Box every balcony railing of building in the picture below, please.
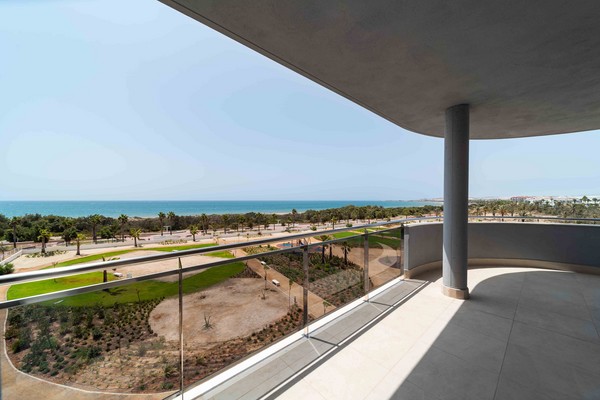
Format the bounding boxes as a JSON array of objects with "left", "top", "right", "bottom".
[{"left": 0, "top": 215, "right": 598, "bottom": 399}]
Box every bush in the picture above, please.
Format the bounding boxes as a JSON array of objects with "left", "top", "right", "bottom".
[
  {"left": 0, "top": 262, "right": 14, "bottom": 275},
  {"left": 346, "top": 223, "right": 353, "bottom": 228},
  {"left": 310, "top": 226, "right": 317, "bottom": 231}
]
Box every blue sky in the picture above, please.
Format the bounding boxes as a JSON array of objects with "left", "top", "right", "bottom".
[{"left": 1, "top": 0, "right": 599, "bottom": 201}]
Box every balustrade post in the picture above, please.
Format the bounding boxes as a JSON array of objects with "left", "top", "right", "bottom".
[
  {"left": 178, "top": 258, "right": 184, "bottom": 398},
  {"left": 363, "top": 230, "right": 370, "bottom": 299},
  {"left": 302, "top": 246, "right": 309, "bottom": 337}
]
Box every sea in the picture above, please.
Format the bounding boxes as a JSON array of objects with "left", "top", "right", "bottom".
[{"left": 0, "top": 200, "right": 439, "bottom": 218}]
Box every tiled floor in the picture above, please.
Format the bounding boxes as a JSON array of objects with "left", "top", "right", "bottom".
[{"left": 276, "top": 267, "right": 600, "bottom": 400}]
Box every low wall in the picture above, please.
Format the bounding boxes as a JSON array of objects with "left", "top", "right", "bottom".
[
  {"left": 0, "top": 250, "right": 22, "bottom": 265},
  {"left": 404, "top": 222, "right": 600, "bottom": 276}
]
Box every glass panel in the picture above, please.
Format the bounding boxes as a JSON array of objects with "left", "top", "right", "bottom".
[
  {"left": 367, "top": 227, "right": 404, "bottom": 289},
  {"left": 182, "top": 255, "right": 305, "bottom": 388},
  {"left": 2, "top": 267, "right": 181, "bottom": 398},
  {"left": 308, "top": 234, "right": 365, "bottom": 317}
]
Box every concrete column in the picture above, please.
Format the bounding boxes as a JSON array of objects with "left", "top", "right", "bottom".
[{"left": 442, "top": 104, "right": 470, "bottom": 299}]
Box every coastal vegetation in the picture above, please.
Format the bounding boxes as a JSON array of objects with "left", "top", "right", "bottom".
[{"left": 0, "top": 204, "right": 442, "bottom": 246}]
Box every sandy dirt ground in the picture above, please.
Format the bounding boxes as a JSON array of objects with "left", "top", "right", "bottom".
[{"left": 150, "top": 278, "right": 288, "bottom": 346}]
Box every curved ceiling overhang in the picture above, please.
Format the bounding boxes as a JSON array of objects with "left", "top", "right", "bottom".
[{"left": 160, "top": 0, "right": 600, "bottom": 139}]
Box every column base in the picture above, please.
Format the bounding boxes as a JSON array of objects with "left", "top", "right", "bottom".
[{"left": 442, "top": 285, "right": 470, "bottom": 299}]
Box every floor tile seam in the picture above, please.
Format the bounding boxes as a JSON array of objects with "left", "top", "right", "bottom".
[
  {"left": 350, "top": 334, "right": 413, "bottom": 373},
  {"left": 515, "top": 300, "right": 597, "bottom": 324},
  {"left": 577, "top": 279, "right": 600, "bottom": 339},
  {"left": 442, "top": 318, "right": 511, "bottom": 346},
  {"left": 511, "top": 317, "right": 600, "bottom": 353},
  {"left": 505, "top": 341, "right": 600, "bottom": 379},
  {"left": 516, "top": 302, "right": 594, "bottom": 323},
  {"left": 512, "top": 314, "right": 600, "bottom": 345},
  {"left": 519, "top": 290, "right": 590, "bottom": 310},
  {"left": 494, "top": 373, "right": 578, "bottom": 400},
  {"left": 426, "top": 342, "right": 503, "bottom": 376},
  {"left": 491, "top": 268, "right": 524, "bottom": 400},
  {"left": 465, "top": 302, "right": 517, "bottom": 321},
  {"left": 400, "top": 377, "right": 446, "bottom": 400}
]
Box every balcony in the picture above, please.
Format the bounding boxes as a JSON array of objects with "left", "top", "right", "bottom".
[{"left": 1, "top": 217, "right": 598, "bottom": 399}]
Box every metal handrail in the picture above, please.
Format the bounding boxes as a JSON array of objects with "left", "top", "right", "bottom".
[
  {"left": 0, "top": 214, "right": 597, "bottom": 292},
  {"left": 0, "top": 217, "right": 419, "bottom": 285}
]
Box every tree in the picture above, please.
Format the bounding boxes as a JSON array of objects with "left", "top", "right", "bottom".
[
  {"left": 99, "top": 225, "right": 116, "bottom": 240},
  {"left": 0, "top": 245, "right": 7, "bottom": 260},
  {"left": 61, "top": 227, "right": 77, "bottom": 245},
  {"left": 222, "top": 214, "right": 230, "bottom": 234},
  {"left": 158, "top": 212, "right": 166, "bottom": 236},
  {"left": 89, "top": 214, "right": 102, "bottom": 244},
  {"left": 200, "top": 214, "right": 208, "bottom": 234},
  {"left": 317, "top": 235, "right": 332, "bottom": 263},
  {"left": 130, "top": 228, "right": 141, "bottom": 247},
  {"left": 9, "top": 217, "right": 19, "bottom": 249},
  {"left": 167, "top": 211, "right": 176, "bottom": 234},
  {"left": 342, "top": 241, "right": 351, "bottom": 265},
  {"left": 331, "top": 217, "right": 338, "bottom": 229},
  {"left": 38, "top": 229, "right": 51, "bottom": 255},
  {"left": 75, "top": 233, "right": 86, "bottom": 256},
  {"left": 291, "top": 209, "right": 298, "bottom": 228},
  {"left": 189, "top": 225, "right": 199, "bottom": 242},
  {"left": 118, "top": 214, "right": 129, "bottom": 242}
]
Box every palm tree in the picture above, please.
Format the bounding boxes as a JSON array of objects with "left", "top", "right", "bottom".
[
  {"left": 331, "top": 217, "right": 338, "bottom": 229},
  {"left": 270, "top": 214, "right": 278, "bottom": 230},
  {"left": 200, "top": 213, "right": 209, "bottom": 234},
  {"left": 342, "top": 241, "right": 351, "bottom": 266},
  {"left": 316, "top": 235, "right": 332, "bottom": 263},
  {"left": 130, "top": 228, "right": 141, "bottom": 247},
  {"left": 0, "top": 245, "right": 8, "bottom": 260},
  {"left": 291, "top": 209, "right": 298, "bottom": 228},
  {"left": 38, "top": 228, "right": 51, "bottom": 255},
  {"left": 75, "top": 233, "right": 86, "bottom": 256},
  {"left": 222, "top": 214, "right": 230, "bottom": 234},
  {"left": 158, "top": 212, "right": 166, "bottom": 236},
  {"left": 9, "top": 217, "right": 19, "bottom": 249},
  {"left": 167, "top": 211, "right": 176, "bottom": 235},
  {"left": 189, "top": 225, "right": 199, "bottom": 242},
  {"left": 89, "top": 214, "right": 102, "bottom": 244},
  {"left": 118, "top": 214, "right": 128, "bottom": 242}
]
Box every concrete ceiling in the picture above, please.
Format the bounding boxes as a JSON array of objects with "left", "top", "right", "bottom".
[{"left": 159, "top": 0, "right": 600, "bottom": 139}]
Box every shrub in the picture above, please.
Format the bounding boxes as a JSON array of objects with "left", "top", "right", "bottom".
[
  {"left": 91, "top": 327, "right": 103, "bottom": 341},
  {"left": 0, "top": 262, "right": 14, "bottom": 275}
]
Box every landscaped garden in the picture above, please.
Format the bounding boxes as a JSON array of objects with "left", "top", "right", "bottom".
[
  {"left": 258, "top": 251, "right": 365, "bottom": 307},
  {"left": 4, "top": 262, "right": 308, "bottom": 393}
]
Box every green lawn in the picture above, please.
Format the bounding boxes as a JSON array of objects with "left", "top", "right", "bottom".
[
  {"left": 7, "top": 262, "right": 245, "bottom": 307},
  {"left": 331, "top": 232, "right": 362, "bottom": 239},
  {"left": 51, "top": 243, "right": 219, "bottom": 268}
]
